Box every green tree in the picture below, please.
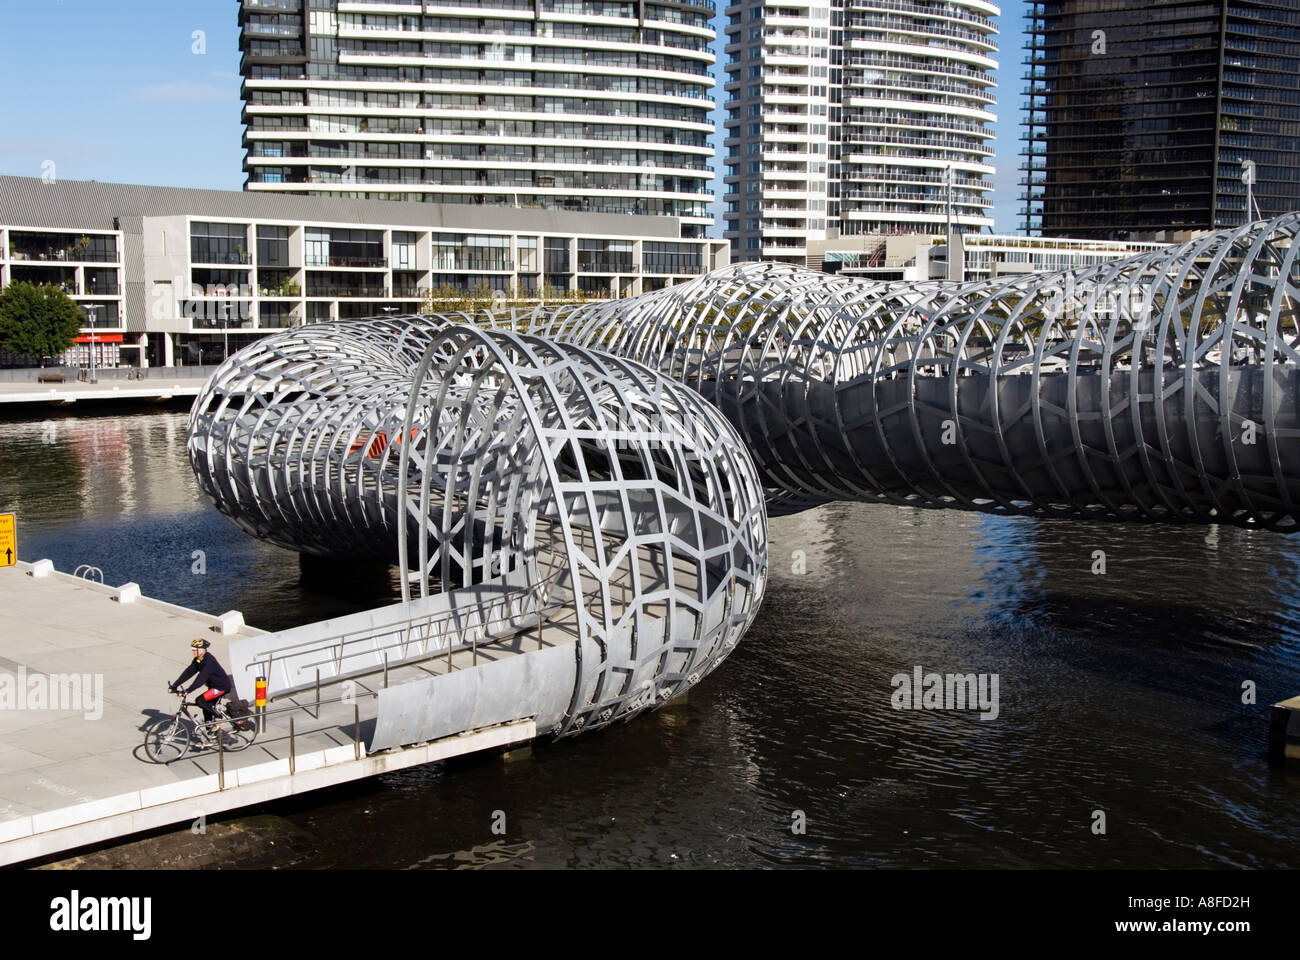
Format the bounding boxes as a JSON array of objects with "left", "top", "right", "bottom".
[{"left": 0, "top": 282, "right": 84, "bottom": 364}]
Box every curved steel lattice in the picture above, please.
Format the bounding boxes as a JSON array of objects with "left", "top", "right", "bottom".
[
  {"left": 491, "top": 215, "right": 1300, "bottom": 530},
  {"left": 189, "top": 319, "right": 767, "bottom": 737},
  {"left": 188, "top": 215, "right": 1300, "bottom": 738}
]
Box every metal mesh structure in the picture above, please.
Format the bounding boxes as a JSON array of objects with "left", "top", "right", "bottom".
[
  {"left": 495, "top": 215, "right": 1300, "bottom": 530},
  {"left": 187, "top": 214, "right": 1300, "bottom": 738},
  {"left": 189, "top": 319, "right": 767, "bottom": 737}
]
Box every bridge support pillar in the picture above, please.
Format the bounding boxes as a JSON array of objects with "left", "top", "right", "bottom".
[{"left": 501, "top": 744, "right": 533, "bottom": 764}]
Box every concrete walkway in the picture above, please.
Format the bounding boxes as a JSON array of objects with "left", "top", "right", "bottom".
[
  {"left": 0, "top": 561, "right": 542, "bottom": 865},
  {"left": 0, "top": 378, "right": 205, "bottom": 406}
]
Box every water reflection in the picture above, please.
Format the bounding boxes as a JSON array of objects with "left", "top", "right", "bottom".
[
  {"left": 0, "top": 407, "right": 404, "bottom": 631},
  {"left": 3, "top": 409, "right": 1298, "bottom": 868},
  {"left": 0, "top": 408, "right": 198, "bottom": 522}
]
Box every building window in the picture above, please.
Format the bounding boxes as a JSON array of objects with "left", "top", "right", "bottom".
[
  {"left": 544, "top": 237, "right": 570, "bottom": 273},
  {"left": 305, "top": 228, "right": 384, "bottom": 267},
  {"left": 517, "top": 236, "right": 539, "bottom": 273},
  {"left": 577, "top": 238, "right": 632, "bottom": 273},
  {"left": 643, "top": 242, "right": 702, "bottom": 275},
  {"left": 578, "top": 275, "right": 609, "bottom": 297},
  {"left": 84, "top": 268, "right": 119, "bottom": 295},
  {"left": 392, "top": 231, "right": 417, "bottom": 270},
  {"left": 191, "top": 222, "right": 250, "bottom": 265},
  {"left": 257, "top": 225, "right": 290, "bottom": 267}
]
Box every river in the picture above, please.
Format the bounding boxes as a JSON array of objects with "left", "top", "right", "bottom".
[{"left": 2, "top": 406, "right": 1297, "bottom": 868}]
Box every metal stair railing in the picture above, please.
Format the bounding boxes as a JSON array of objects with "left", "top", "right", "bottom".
[{"left": 250, "top": 568, "right": 567, "bottom": 697}]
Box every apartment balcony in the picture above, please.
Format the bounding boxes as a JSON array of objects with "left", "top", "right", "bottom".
[
  {"left": 192, "top": 249, "right": 252, "bottom": 266},
  {"left": 187, "top": 305, "right": 256, "bottom": 330},
  {"left": 8, "top": 233, "right": 118, "bottom": 263},
  {"left": 9, "top": 266, "right": 77, "bottom": 291},
  {"left": 244, "top": 22, "right": 302, "bottom": 38},
  {"left": 305, "top": 283, "right": 390, "bottom": 298},
  {"left": 843, "top": 54, "right": 992, "bottom": 84},
  {"left": 429, "top": 256, "right": 513, "bottom": 272},
  {"left": 845, "top": 0, "right": 997, "bottom": 32},
  {"left": 764, "top": 167, "right": 811, "bottom": 179},
  {"left": 84, "top": 274, "right": 119, "bottom": 296},
  {"left": 765, "top": 47, "right": 812, "bottom": 61},
  {"left": 576, "top": 258, "right": 635, "bottom": 274},
  {"left": 763, "top": 14, "right": 814, "bottom": 28},
  {"left": 762, "top": 243, "right": 807, "bottom": 256},
  {"left": 304, "top": 256, "right": 388, "bottom": 269},
  {"left": 844, "top": 15, "right": 995, "bottom": 49},
  {"left": 257, "top": 304, "right": 299, "bottom": 328}
]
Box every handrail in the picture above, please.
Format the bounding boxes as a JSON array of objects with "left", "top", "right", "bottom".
[
  {"left": 73, "top": 564, "right": 104, "bottom": 583},
  {"left": 247, "top": 567, "right": 566, "bottom": 692},
  {"left": 256, "top": 566, "right": 560, "bottom": 661},
  {"left": 290, "top": 587, "right": 554, "bottom": 679}
]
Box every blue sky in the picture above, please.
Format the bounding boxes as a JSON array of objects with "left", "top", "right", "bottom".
[{"left": 0, "top": 0, "right": 1030, "bottom": 234}]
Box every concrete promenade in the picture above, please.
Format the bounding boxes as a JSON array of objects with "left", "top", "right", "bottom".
[
  {"left": 0, "top": 561, "right": 539, "bottom": 866},
  {"left": 0, "top": 376, "right": 207, "bottom": 406}
]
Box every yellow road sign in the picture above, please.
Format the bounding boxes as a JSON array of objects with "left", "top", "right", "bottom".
[{"left": 0, "top": 513, "right": 14, "bottom": 567}]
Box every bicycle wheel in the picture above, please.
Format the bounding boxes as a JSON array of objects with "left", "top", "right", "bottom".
[{"left": 144, "top": 716, "right": 191, "bottom": 763}]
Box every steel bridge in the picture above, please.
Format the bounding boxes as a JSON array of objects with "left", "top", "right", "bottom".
[{"left": 188, "top": 215, "right": 1300, "bottom": 745}]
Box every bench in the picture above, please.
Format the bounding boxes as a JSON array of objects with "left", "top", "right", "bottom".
[{"left": 36, "top": 372, "right": 67, "bottom": 384}]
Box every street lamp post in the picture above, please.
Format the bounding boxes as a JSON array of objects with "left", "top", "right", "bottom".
[
  {"left": 1242, "top": 159, "right": 1257, "bottom": 225},
  {"left": 83, "top": 304, "right": 99, "bottom": 384},
  {"left": 944, "top": 163, "right": 956, "bottom": 280}
]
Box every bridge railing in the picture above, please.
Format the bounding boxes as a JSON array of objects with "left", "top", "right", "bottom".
[{"left": 234, "top": 568, "right": 568, "bottom": 699}]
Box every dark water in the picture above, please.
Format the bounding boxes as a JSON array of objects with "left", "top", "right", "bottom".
[{"left": 2, "top": 407, "right": 1298, "bottom": 868}]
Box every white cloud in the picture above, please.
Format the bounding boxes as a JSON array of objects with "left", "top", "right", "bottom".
[{"left": 133, "top": 81, "right": 234, "bottom": 104}]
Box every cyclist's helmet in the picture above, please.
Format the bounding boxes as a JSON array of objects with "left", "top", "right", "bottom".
[{"left": 191, "top": 638, "right": 210, "bottom": 651}]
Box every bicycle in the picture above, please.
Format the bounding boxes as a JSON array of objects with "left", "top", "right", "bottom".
[{"left": 143, "top": 691, "right": 256, "bottom": 763}]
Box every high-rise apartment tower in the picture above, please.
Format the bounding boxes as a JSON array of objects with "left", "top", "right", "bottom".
[
  {"left": 237, "top": 0, "right": 716, "bottom": 237},
  {"left": 722, "top": 0, "right": 999, "bottom": 265},
  {"left": 1022, "top": 0, "right": 1300, "bottom": 240}
]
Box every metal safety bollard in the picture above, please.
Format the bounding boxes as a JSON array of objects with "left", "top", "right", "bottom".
[{"left": 255, "top": 676, "right": 267, "bottom": 734}]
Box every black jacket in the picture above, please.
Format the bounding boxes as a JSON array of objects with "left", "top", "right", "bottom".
[{"left": 172, "top": 653, "right": 234, "bottom": 695}]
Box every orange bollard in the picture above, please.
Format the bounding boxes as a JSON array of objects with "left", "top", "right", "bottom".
[{"left": 255, "top": 676, "right": 267, "bottom": 733}]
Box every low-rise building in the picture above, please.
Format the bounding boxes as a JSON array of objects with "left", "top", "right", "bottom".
[
  {"left": 0, "top": 176, "right": 726, "bottom": 368},
  {"left": 817, "top": 232, "right": 1166, "bottom": 283}
]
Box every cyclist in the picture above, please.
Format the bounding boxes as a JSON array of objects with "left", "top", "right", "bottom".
[{"left": 168, "top": 638, "right": 235, "bottom": 742}]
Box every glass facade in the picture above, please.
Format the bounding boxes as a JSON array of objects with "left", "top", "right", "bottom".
[
  {"left": 1023, "top": 0, "right": 1300, "bottom": 239},
  {"left": 191, "top": 221, "right": 251, "bottom": 264},
  {"left": 722, "top": 0, "right": 998, "bottom": 264},
  {"left": 237, "top": 0, "right": 716, "bottom": 232}
]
